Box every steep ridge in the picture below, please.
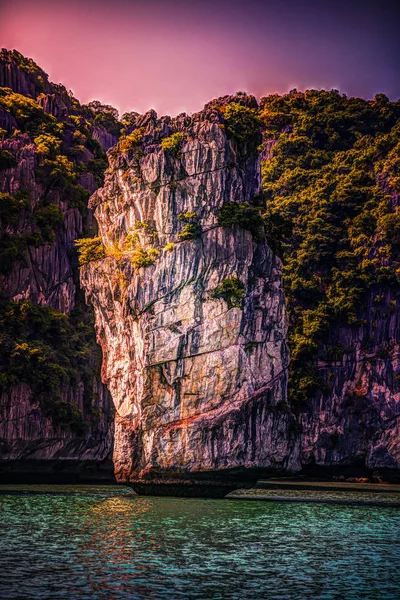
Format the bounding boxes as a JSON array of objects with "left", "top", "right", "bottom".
[
  {"left": 80, "top": 96, "right": 295, "bottom": 490},
  {"left": 0, "top": 50, "right": 117, "bottom": 478},
  {"left": 260, "top": 91, "right": 400, "bottom": 479}
]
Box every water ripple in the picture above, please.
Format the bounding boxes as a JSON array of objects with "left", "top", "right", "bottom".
[{"left": 0, "top": 486, "right": 399, "bottom": 599}]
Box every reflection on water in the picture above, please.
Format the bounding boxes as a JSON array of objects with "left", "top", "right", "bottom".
[{"left": 0, "top": 485, "right": 399, "bottom": 599}]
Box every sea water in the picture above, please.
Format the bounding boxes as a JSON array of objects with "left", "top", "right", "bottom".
[{"left": 0, "top": 485, "right": 399, "bottom": 599}]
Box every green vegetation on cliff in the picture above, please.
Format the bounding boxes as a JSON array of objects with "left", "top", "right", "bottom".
[
  {"left": 161, "top": 132, "right": 185, "bottom": 156},
  {"left": 0, "top": 296, "right": 104, "bottom": 434},
  {"left": 260, "top": 89, "right": 400, "bottom": 404},
  {"left": 177, "top": 211, "right": 202, "bottom": 241},
  {"left": 75, "top": 237, "right": 106, "bottom": 265},
  {"left": 217, "top": 201, "right": 263, "bottom": 240},
  {"left": 0, "top": 49, "right": 119, "bottom": 434},
  {"left": 2, "top": 48, "right": 400, "bottom": 431},
  {"left": 212, "top": 277, "right": 245, "bottom": 309}
]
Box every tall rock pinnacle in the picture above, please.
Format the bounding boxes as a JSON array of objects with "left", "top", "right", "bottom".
[{"left": 80, "top": 96, "right": 298, "bottom": 488}]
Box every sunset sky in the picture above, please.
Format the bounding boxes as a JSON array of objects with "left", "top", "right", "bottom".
[{"left": 0, "top": 0, "right": 399, "bottom": 117}]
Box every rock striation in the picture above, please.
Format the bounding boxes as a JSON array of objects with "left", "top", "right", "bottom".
[{"left": 81, "top": 97, "right": 297, "bottom": 487}]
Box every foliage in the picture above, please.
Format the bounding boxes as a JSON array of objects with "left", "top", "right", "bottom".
[
  {"left": 177, "top": 211, "right": 201, "bottom": 241},
  {"left": 0, "top": 88, "right": 60, "bottom": 139},
  {"left": 212, "top": 277, "right": 245, "bottom": 309},
  {"left": 164, "top": 242, "right": 175, "bottom": 252},
  {"left": 0, "top": 297, "right": 103, "bottom": 434},
  {"left": 86, "top": 157, "right": 109, "bottom": 186},
  {"left": 119, "top": 128, "right": 144, "bottom": 153},
  {"left": 212, "top": 102, "right": 261, "bottom": 149},
  {"left": 0, "top": 149, "right": 17, "bottom": 171},
  {"left": 131, "top": 247, "right": 159, "bottom": 269},
  {"left": 0, "top": 191, "right": 28, "bottom": 225},
  {"left": 259, "top": 89, "right": 400, "bottom": 403},
  {"left": 0, "top": 195, "right": 63, "bottom": 272},
  {"left": 134, "top": 219, "right": 153, "bottom": 231},
  {"left": 75, "top": 237, "right": 106, "bottom": 265},
  {"left": 178, "top": 224, "right": 201, "bottom": 241},
  {"left": 0, "top": 233, "right": 30, "bottom": 274},
  {"left": 377, "top": 208, "right": 400, "bottom": 246},
  {"left": 217, "top": 201, "right": 263, "bottom": 240},
  {"left": 0, "top": 51, "right": 122, "bottom": 433},
  {"left": 86, "top": 100, "right": 119, "bottom": 121},
  {"left": 34, "top": 133, "right": 61, "bottom": 157},
  {"left": 1, "top": 49, "right": 45, "bottom": 76},
  {"left": 84, "top": 100, "right": 121, "bottom": 137},
  {"left": 223, "top": 102, "right": 260, "bottom": 143},
  {"left": 121, "top": 111, "right": 140, "bottom": 128},
  {"left": 161, "top": 132, "right": 185, "bottom": 156},
  {"left": 33, "top": 204, "right": 64, "bottom": 243},
  {"left": 64, "top": 183, "right": 90, "bottom": 214}
]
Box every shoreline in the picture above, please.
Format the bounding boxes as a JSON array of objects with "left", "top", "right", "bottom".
[
  {"left": 225, "top": 479, "right": 400, "bottom": 507},
  {"left": 1, "top": 479, "right": 400, "bottom": 507}
]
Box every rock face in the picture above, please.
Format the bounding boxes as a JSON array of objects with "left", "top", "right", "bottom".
[
  {"left": 0, "top": 50, "right": 115, "bottom": 475},
  {"left": 297, "top": 205, "right": 400, "bottom": 478},
  {"left": 0, "top": 382, "right": 112, "bottom": 462},
  {"left": 81, "top": 98, "right": 296, "bottom": 486},
  {"left": 297, "top": 309, "right": 400, "bottom": 476}
]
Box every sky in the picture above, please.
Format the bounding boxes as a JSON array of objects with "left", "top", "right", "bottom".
[{"left": 0, "top": 0, "right": 399, "bottom": 117}]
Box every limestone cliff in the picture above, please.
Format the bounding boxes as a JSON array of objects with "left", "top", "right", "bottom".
[
  {"left": 296, "top": 196, "right": 400, "bottom": 477},
  {"left": 260, "top": 91, "right": 400, "bottom": 480},
  {"left": 81, "top": 97, "right": 296, "bottom": 486},
  {"left": 2, "top": 50, "right": 399, "bottom": 486},
  {"left": 0, "top": 50, "right": 116, "bottom": 475}
]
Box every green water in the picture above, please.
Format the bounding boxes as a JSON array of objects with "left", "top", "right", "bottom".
[{"left": 0, "top": 486, "right": 399, "bottom": 600}]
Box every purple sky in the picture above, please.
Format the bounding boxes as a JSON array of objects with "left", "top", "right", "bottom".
[{"left": 0, "top": 0, "right": 399, "bottom": 116}]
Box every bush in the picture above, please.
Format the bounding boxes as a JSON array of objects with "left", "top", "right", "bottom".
[
  {"left": 42, "top": 400, "right": 85, "bottom": 435},
  {"left": 134, "top": 219, "right": 153, "bottom": 232},
  {"left": 212, "top": 277, "right": 245, "bottom": 309},
  {"left": 0, "top": 88, "right": 58, "bottom": 138},
  {"left": 0, "top": 192, "right": 28, "bottom": 225},
  {"left": 263, "top": 209, "right": 293, "bottom": 256},
  {"left": 131, "top": 247, "right": 159, "bottom": 269},
  {"left": 288, "top": 365, "right": 330, "bottom": 404},
  {"left": 215, "top": 102, "right": 261, "bottom": 148},
  {"left": 377, "top": 209, "right": 400, "bottom": 247},
  {"left": 34, "top": 133, "right": 61, "bottom": 157},
  {"left": 0, "top": 233, "right": 29, "bottom": 274},
  {"left": 34, "top": 204, "right": 64, "bottom": 243},
  {"left": 177, "top": 211, "right": 201, "bottom": 241},
  {"left": 0, "top": 297, "right": 103, "bottom": 435},
  {"left": 161, "top": 132, "right": 185, "bottom": 156},
  {"left": 119, "top": 128, "right": 144, "bottom": 153},
  {"left": 217, "top": 202, "right": 263, "bottom": 240},
  {"left": 64, "top": 183, "right": 90, "bottom": 214},
  {"left": 86, "top": 157, "right": 109, "bottom": 186},
  {"left": 0, "top": 150, "right": 17, "bottom": 171},
  {"left": 75, "top": 237, "right": 106, "bottom": 265},
  {"left": 84, "top": 100, "right": 121, "bottom": 137},
  {"left": 124, "top": 232, "right": 139, "bottom": 251}
]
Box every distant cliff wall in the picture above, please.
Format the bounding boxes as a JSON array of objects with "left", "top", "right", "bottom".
[
  {"left": 0, "top": 50, "right": 116, "bottom": 476},
  {"left": 260, "top": 91, "right": 400, "bottom": 480}
]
